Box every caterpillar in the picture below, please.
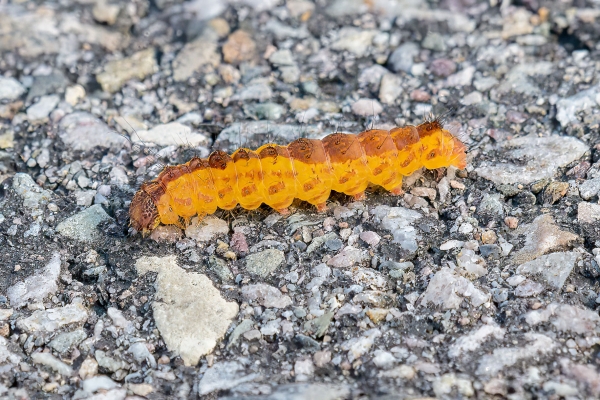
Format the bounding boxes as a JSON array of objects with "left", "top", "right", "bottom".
[{"left": 129, "top": 117, "right": 467, "bottom": 234}]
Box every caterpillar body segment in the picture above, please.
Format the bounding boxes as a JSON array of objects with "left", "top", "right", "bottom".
[{"left": 129, "top": 119, "right": 467, "bottom": 234}]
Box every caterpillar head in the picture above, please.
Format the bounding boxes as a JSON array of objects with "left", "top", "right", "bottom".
[
  {"left": 417, "top": 120, "right": 467, "bottom": 170},
  {"left": 129, "top": 187, "right": 160, "bottom": 235}
]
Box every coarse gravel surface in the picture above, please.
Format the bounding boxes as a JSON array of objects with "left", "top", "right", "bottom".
[{"left": 1, "top": 0, "right": 600, "bottom": 399}]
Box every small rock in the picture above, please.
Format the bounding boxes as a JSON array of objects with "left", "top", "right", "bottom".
[
  {"left": 511, "top": 214, "right": 579, "bottom": 264},
  {"left": 327, "top": 246, "right": 367, "bottom": 268},
  {"left": 241, "top": 284, "right": 292, "bottom": 309},
  {"left": 351, "top": 98, "right": 383, "bottom": 117},
  {"left": 516, "top": 252, "right": 579, "bottom": 290},
  {"left": 578, "top": 202, "right": 600, "bottom": 224},
  {"left": 476, "top": 333, "right": 555, "bottom": 376},
  {"left": 331, "top": 28, "right": 376, "bottom": 57},
  {"left": 388, "top": 42, "right": 419, "bottom": 73},
  {"left": 445, "top": 66, "right": 475, "bottom": 87},
  {"left": 504, "top": 217, "right": 518, "bottom": 229},
  {"left": 579, "top": 177, "right": 600, "bottom": 200},
  {"left": 96, "top": 48, "right": 158, "bottom": 93},
  {"left": 83, "top": 375, "right": 118, "bottom": 393},
  {"left": 514, "top": 279, "right": 545, "bottom": 297},
  {"left": 16, "top": 301, "right": 89, "bottom": 333},
  {"left": 64, "top": 85, "right": 86, "bottom": 106},
  {"left": 542, "top": 181, "right": 569, "bottom": 204},
  {"left": 429, "top": 58, "right": 457, "bottom": 77},
  {"left": 371, "top": 206, "right": 422, "bottom": 253},
  {"left": 173, "top": 34, "right": 220, "bottom": 82},
  {"left": 556, "top": 85, "right": 600, "bottom": 127},
  {"left": 313, "top": 350, "right": 331, "bottom": 368},
  {"left": 359, "top": 231, "right": 381, "bottom": 246},
  {"left": 0, "top": 76, "right": 26, "bottom": 100},
  {"left": 26, "top": 94, "right": 59, "bottom": 123},
  {"left": 476, "top": 135, "right": 589, "bottom": 185},
  {"left": 132, "top": 122, "right": 209, "bottom": 147},
  {"left": 198, "top": 361, "right": 258, "bottom": 395},
  {"left": 56, "top": 204, "right": 113, "bottom": 243},
  {"left": 59, "top": 112, "right": 125, "bottom": 151},
  {"left": 7, "top": 252, "right": 61, "bottom": 308},
  {"left": 136, "top": 256, "right": 239, "bottom": 366},
  {"left": 223, "top": 30, "right": 256, "bottom": 64},
  {"left": 95, "top": 350, "right": 128, "bottom": 372},
  {"left": 48, "top": 329, "right": 87, "bottom": 354},
  {"left": 245, "top": 249, "right": 285, "bottom": 278},
  {"left": 379, "top": 73, "right": 403, "bottom": 105},
  {"left": 433, "top": 373, "right": 474, "bottom": 397},
  {"left": 92, "top": 1, "right": 120, "bottom": 25},
  {"left": 185, "top": 216, "right": 229, "bottom": 242},
  {"left": 31, "top": 352, "right": 73, "bottom": 376},
  {"left": 295, "top": 359, "right": 315, "bottom": 379},
  {"left": 420, "top": 268, "right": 489, "bottom": 309},
  {"left": 456, "top": 249, "right": 487, "bottom": 278},
  {"left": 79, "top": 358, "right": 99, "bottom": 379}
]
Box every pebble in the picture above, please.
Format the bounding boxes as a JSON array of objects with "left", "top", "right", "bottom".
[
  {"left": 420, "top": 268, "right": 489, "bottom": 309},
  {"left": 7, "top": 253, "right": 60, "bottom": 308},
  {"left": 133, "top": 122, "right": 209, "bottom": 147},
  {"left": 92, "top": 1, "right": 120, "bottom": 25},
  {"left": 136, "top": 256, "right": 239, "bottom": 366},
  {"left": 556, "top": 85, "right": 600, "bottom": 127},
  {"left": 331, "top": 28, "right": 376, "bottom": 57},
  {"left": 59, "top": 112, "right": 125, "bottom": 151},
  {"left": 379, "top": 73, "right": 403, "bottom": 105},
  {"left": 314, "top": 350, "right": 331, "bottom": 368},
  {"left": 326, "top": 246, "right": 366, "bottom": 268},
  {"left": 511, "top": 214, "right": 579, "bottom": 264},
  {"left": 56, "top": 204, "right": 113, "bottom": 243},
  {"left": 429, "top": 58, "right": 457, "bottom": 77},
  {"left": 476, "top": 135, "right": 589, "bottom": 185},
  {"left": 172, "top": 33, "right": 220, "bottom": 82},
  {"left": 94, "top": 350, "right": 128, "bottom": 372},
  {"left": 351, "top": 98, "right": 383, "bottom": 117},
  {"left": 445, "top": 66, "right": 475, "bottom": 87},
  {"left": 516, "top": 252, "right": 579, "bottom": 290},
  {"left": 226, "top": 319, "right": 253, "bottom": 349},
  {"left": 359, "top": 231, "right": 381, "bottom": 246},
  {"left": 26, "top": 94, "right": 59, "bottom": 122},
  {"left": 185, "top": 216, "right": 229, "bottom": 242},
  {"left": 578, "top": 202, "right": 600, "bottom": 224},
  {"left": 223, "top": 30, "right": 256, "bottom": 64},
  {"left": 388, "top": 42, "right": 419, "bottom": 73},
  {"left": 371, "top": 206, "right": 422, "bottom": 253},
  {"left": 525, "top": 303, "right": 600, "bottom": 334},
  {"left": 0, "top": 76, "right": 26, "bottom": 100},
  {"left": 96, "top": 48, "right": 158, "bottom": 93},
  {"left": 476, "top": 333, "right": 555, "bottom": 376},
  {"left": 514, "top": 279, "right": 545, "bottom": 297},
  {"left": 245, "top": 249, "right": 285, "bottom": 278},
  {"left": 542, "top": 181, "right": 569, "bottom": 204},
  {"left": 79, "top": 358, "right": 98, "bottom": 380},
  {"left": 48, "top": 329, "right": 87, "bottom": 354},
  {"left": 198, "top": 361, "right": 259, "bottom": 395},
  {"left": 82, "top": 376, "right": 117, "bottom": 396},
  {"left": 31, "top": 352, "right": 73, "bottom": 376},
  {"left": 579, "top": 177, "right": 600, "bottom": 200},
  {"left": 241, "top": 284, "right": 292, "bottom": 309},
  {"left": 456, "top": 249, "right": 487, "bottom": 278},
  {"left": 16, "top": 300, "right": 89, "bottom": 333},
  {"left": 504, "top": 216, "right": 519, "bottom": 229},
  {"left": 447, "top": 323, "right": 505, "bottom": 358}
]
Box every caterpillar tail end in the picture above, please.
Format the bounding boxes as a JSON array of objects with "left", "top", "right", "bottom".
[{"left": 129, "top": 189, "right": 160, "bottom": 236}]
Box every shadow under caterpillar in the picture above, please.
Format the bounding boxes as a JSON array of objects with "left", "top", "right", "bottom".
[{"left": 129, "top": 117, "right": 467, "bottom": 234}]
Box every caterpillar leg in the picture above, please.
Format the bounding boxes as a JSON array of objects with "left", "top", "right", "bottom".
[
  {"left": 276, "top": 207, "right": 291, "bottom": 215},
  {"left": 390, "top": 186, "right": 404, "bottom": 196},
  {"left": 316, "top": 202, "right": 328, "bottom": 213},
  {"left": 352, "top": 192, "right": 366, "bottom": 201}
]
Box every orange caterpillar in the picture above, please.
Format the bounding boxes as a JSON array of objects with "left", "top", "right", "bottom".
[{"left": 129, "top": 118, "right": 467, "bottom": 234}]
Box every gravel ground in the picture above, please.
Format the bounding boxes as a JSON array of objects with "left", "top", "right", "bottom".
[{"left": 1, "top": 0, "right": 600, "bottom": 398}]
